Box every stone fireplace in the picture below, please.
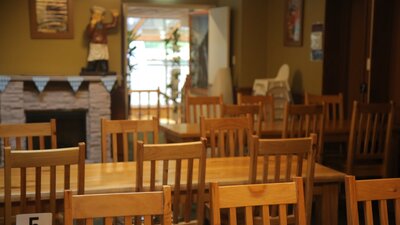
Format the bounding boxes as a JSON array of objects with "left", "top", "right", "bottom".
[{"left": 0, "top": 75, "right": 114, "bottom": 162}]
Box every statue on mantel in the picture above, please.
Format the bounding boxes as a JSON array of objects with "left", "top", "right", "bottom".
[{"left": 81, "top": 6, "right": 119, "bottom": 75}]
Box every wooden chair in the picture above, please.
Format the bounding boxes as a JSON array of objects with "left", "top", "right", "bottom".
[
  {"left": 304, "top": 93, "right": 346, "bottom": 166},
  {"left": 0, "top": 119, "right": 57, "bottom": 165},
  {"left": 136, "top": 138, "right": 207, "bottom": 225},
  {"left": 345, "top": 175, "right": 400, "bottom": 225},
  {"left": 237, "top": 93, "right": 275, "bottom": 123},
  {"left": 345, "top": 101, "right": 394, "bottom": 178},
  {"left": 249, "top": 134, "right": 317, "bottom": 225},
  {"left": 4, "top": 143, "right": 85, "bottom": 225},
  {"left": 221, "top": 103, "right": 262, "bottom": 135},
  {"left": 185, "top": 95, "right": 223, "bottom": 123},
  {"left": 200, "top": 115, "right": 254, "bottom": 157},
  {"left": 101, "top": 117, "right": 159, "bottom": 162},
  {"left": 282, "top": 103, "right": 325, "bottom": 162},
  {"left": 304, "top": 92, "right": 344, "bottom": 123},
  {"left": 64, "top": 186, "right": 172, "bottom": 225},
  {"left": 210, "top": 177, "right": 307, "bottom": 225}
]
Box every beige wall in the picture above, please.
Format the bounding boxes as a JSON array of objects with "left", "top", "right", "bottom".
[
  {"left": 266, "top": 0, "right": 325, "bottom": 95},
  {"left": 0, "top": 0, "right": 121, "bottom": 75},
  {"left": 0, "top": 0, "right": 325, "bottom": 95}
]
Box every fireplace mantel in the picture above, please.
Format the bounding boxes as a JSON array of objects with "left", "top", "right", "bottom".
[{"left": 0, "top": 75, "right": 115, "bottom": 162}]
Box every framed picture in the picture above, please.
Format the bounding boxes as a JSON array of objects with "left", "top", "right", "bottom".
[
  {"left": 284, "top": 0, "right": 303, "bottom": 46},
  {"left": 29, "top": 0, "right": 73, "bottom": 39}
]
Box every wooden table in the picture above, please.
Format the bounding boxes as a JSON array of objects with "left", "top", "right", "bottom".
[
  {"left": 0, "top": 157, "right": 345, "bottom": 225},
  {"left": 161, "top": 120, "right": 350, "bottom": 143}
]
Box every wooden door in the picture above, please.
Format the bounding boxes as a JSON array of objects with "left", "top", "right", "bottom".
[{"left": 323, "top": 0, "right": 394, "bottom": 117}]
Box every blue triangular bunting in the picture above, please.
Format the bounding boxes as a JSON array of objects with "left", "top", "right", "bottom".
[
  {"left": 67, "top": 76, "right": 84, "bottom": 92},
  {"left": 32, "top": 76, "right": 50, "bottom": 93},
  {"left": 0, "top": 75, "right": 11, "bottom": 92},
  {"left": 101, "top": 76, "right": 116, "bottom": 92}
]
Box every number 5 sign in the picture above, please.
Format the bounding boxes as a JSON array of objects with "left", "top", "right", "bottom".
[{"left": 16, "top": 213, "right": 52, "bottom": 225}]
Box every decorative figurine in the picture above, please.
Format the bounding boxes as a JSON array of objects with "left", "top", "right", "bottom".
[{"left": 81, "top": 6, "right": 119, "bottom": 74}]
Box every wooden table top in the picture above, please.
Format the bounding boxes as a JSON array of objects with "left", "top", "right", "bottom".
[
  {"left": 0, "top": 156, "right": 346, "bottom": 202},
  {"left": 160, "top": 120, "right": 350, "bottom": 139}
]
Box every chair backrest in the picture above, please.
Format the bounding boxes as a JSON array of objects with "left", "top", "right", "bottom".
[
  {"left": 0, "top": 119, "right": 57, "bottom": 165},
  {"left": 64, "top": 186, "right": 172, "bottom": 225},
  {"left": 346, "top": 101, "right": 394, "bottom": 177},
  {"left": 136, "top": 138, "right": 207, "bottom": 225},
  {"left": 237, "top": 93, "right": 275, "bottom": 123},
  {"left": 222, "top": 103, "right": 262, "bottom": 135},
  {"left": 185, "top": 95, "right": 223, "bottom": 123},
  {"left": 210, "top": 177, "right": 306, "bottom": 225},
  {"left": 200, "top": 115, "right": 254, "bottom": 157},
  {"left": 345, "top": 175, "right": 400, "bottom": 225},
  {"left": 101, "top": 117, "right": 159, "bottom": 163},
  {"left": 304, "top": 92, "right": 344, "bottom": 123},
  {"left": 4, "top": 143, "right": 85, "bottom": 225},
  {"left": 129, "top": 88, "right": 161, "bottom": 120},
  {"left": 282, "top": 103, "right": 325, "bottom": 162},
  {"left": 249, "top": 134, "right": 317, "bottom": 225},
  {"left": 275, "top": 64, "right": 290, "bottom": 81}
]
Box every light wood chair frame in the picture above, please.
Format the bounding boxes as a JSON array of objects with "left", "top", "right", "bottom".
[
  {"left": 346, "top": 101, "right": 394, "bottom": 177},
  {"left": 345, "top": 175, "right": 400, "bottom": 225},
  {"left": 136, "top": 138, "right": 207, "bottom": 225},
  {"left": 185, "top": 95, "right": 223, "bottom": 123},
  {"left": 64, "top": 186, "right": 172, "bottom": 225},
  {"left": 101, "top": 117, "right": 159, "bottom": 163},
  {"left": 210, "top": 177, "right": 307, "bottom": 225},
  {"left": 0, "top": 119, "right": 57, "bottom": 164},
  {"left": 249, "top": 134, "right": 317, "bottom": 225},
  {"left": 200, "top": 115, "right": 254, "bottom": 157},
  {"left": 237, "top": 93, "right": 276, "bottom": 123},
  {"left": 304, "top": 92, "right": 344, "bottom": 123},
  {"left": 4, "top": 143, "right": 86, "bottom": 225},
  {"left": 222, "top": 103, "right": 262, "bottom": 136},
  {"left": 282, "top": 103, "right": 325, "bottom": 162}
]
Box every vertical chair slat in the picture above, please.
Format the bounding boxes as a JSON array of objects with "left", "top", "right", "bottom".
[
  {"left": 86, "top": 218, "right": 94, "bottom": 225},
  {"left": 228, "top": 130, "right": 235, "bottom": 156},
  {"left": 364, "top": 201, "right": 374, "bottom": 225},
  {"left": 395, "top": 199, "right": 400, "bottom": 225},
  {"left": 173, "top": 159, "right": 182, "bottom": 223},
  {"left": 245, "top": 206, "right": 253, "bottom": 225},
  {"left": 286, "top": 154, "right": 293, "bottom": 180},
  {"left": 35, "top": 167, "right": 42, "bottom": 212},
  {"left": 279, "top": 204, "right": 288, "bottom": 225},
  {"left": 50, "top": 165, "right": 56, "bottom": 224},
  {"left": 378, "top": 200, "right": 389, "bottom": 225},
  {"left": 21, "top": 168, "right": 27, "bottom": 212},
  {"left": 262, "top": 205, "right": 271, "bottom": 225},
  {"left": 229, "top": 208, "right": 237, "bottom": 225},
  {"left": 263, "top": 155, "right": 269, "bottom": 183},
  {"left": 184, "top": 158, "right": 194, "bottom": 222},
  {"left": 112, "top": 133, "right": 118, "bottom": 162},
  {"left": 123, "top": 132, "right": 128, "bottom": 161},
  {"left": 150, "top": 160, "right": 156, "bottom": 191},
  {"left": 105, "top": 217, "right": 113, "bottom": 225}
]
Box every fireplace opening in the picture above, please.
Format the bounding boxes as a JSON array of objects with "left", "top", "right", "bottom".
[{"left": 25, "top": 110, "right": 87, "bottom": 150}]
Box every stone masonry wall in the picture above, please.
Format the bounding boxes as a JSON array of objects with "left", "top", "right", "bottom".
[{"left": 0, "top": 80, "right": 111, "bottom": 163}]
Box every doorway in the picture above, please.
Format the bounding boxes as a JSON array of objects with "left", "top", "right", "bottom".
[{"left": 323, "top": 0, "right": 394, "bottom": 116}]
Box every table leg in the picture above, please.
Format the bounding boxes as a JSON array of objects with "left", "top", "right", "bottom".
[{"left": 319, "top": 183, "right": 339, "bottom": 225}]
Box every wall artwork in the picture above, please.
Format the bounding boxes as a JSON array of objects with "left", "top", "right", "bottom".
[
  {"left": 29, "top": 0, "right": 73, "bottom": 39},
  {"left": 284, "top": 0, "right": 303, "bottom": 46}
]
